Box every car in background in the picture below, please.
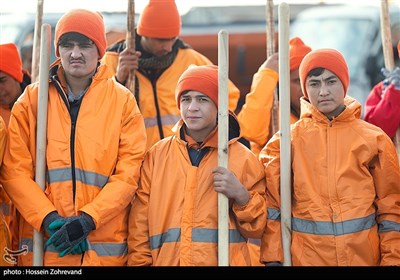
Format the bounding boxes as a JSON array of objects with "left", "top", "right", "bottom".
[{"left": 290, "top": 3, "right": 400, "bottom": 115}]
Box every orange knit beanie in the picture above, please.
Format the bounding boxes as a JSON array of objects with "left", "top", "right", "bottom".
[
  {"left": 289, "top": 37, "right": 312, "bottom": 71},
  {"left": 54, "top": 9, "right": 107, "bottom": 58},
  {"left": 0, "top": 43, "right": 23, "bottom": 83},
  {"left": 137, "top": 0, "right": 181, "bottom": 38},
  {"left": 299, "top": 48, "right": 349, "bottom": 98},
  {"left": 176, "top": 65, "right": 219, "bottom": 109}
]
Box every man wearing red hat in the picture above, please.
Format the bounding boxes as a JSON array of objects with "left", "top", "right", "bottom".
[
  {"left": 259, "top": 48, "right": 400, "bottom": 266},
  {"left": 102, "top": 0, "right": 240, "bottom": 150},
  {"left": 127, "top": 65, "right": 266, "bottom": 266},
  {"left": 0, "top": 9, "right": 147, "bottom": 266},
  {"left": 238, "top": 37, "right": 312, "bottom": 157},
  {"left": 365, "top": 41, "right": 400, "bottom": 141},
  {"left": 0, "top": 43, "right": 31, "bottom": 265}
]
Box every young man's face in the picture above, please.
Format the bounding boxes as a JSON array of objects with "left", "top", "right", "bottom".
[
  {"left": 180, "top": 91, "right": 217, "bottom": 142},
  {"left": 0, "top": 71, "right": 21, "bottom": 107},
  {"left": 141, "top": 37, "right": 178, "bottom": 57},
  {"left": 289, "top": 68, "right": 303, "bottom": 117},
  {"left": 305, "top": 69, "right": 346, "bottom": 119},
  {"left": 58, "top": 36, "right": 99, "bottom": 79}
]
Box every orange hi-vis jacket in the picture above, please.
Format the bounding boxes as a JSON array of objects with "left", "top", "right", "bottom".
[
  {"left": 0, "top": 105, "right": 11, "bottom": 127},
  {"left": 128, "top": 114, "right": 267, "bottom": 266},
  {"left": 1, "top": 106, "right": 20, "bottom": 255},
  {"left": 0, "top": 62, "right": 147, "bottom": 266},
  {"left": 238, "top": 68, "right": 298, "bottom": 266},
  {"left": 238, "top": 68, "right": 298, "bottom": 156},
  {"left": 0, "top": 71, "right": 32, "bottom": 254},
  {"left": 0, "top": 116, "right": 10, "bottom": 266},
  {"left": 260, "top": 96, "right": 400, "bottom": 266},
  {"left": 103, "top": 41, "right": 240, "bottom": 150}
]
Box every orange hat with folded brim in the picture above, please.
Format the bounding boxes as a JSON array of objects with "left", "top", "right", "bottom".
[
  {"left": 299, "top": 48, "right": 349, "bottom": 98},
  {"left": 137, "top": 0, "right": 181, "bottom": 38},
  {"left": 0, "top": 43, "right": 23, "bottom": 83},
  {"left": 289, "top": 37, "right": 312, "bottom": 71},
  {"left": 176, "top": 65, "right": 219, "bottom": 109},
  {"left": 54, "top": 9, "right": 107, "bottom": 58}
]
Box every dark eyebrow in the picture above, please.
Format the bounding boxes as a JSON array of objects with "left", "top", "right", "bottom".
[
  {"left": 323, "top": 75, "right": 337, "bottom": 81},
  {"left": 181, "top": 92, "right": 209, "bottom": 98},
  {"left": 308, "top": 74, "right": 337, "bottom": 83}
]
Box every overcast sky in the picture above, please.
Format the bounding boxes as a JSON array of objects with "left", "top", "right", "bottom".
[{"left": 1, "top": 0, "right": 381, "bottom": 14}]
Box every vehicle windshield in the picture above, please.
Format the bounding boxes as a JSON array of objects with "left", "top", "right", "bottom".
[
  {"left": 0, "top": 16, "right": 24, "bottom": 44},
  {"left": 0, "top": 27, "right": 20, "bottom": 44}
]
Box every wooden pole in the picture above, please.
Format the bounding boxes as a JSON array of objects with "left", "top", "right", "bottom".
[
  {"left": 218, "top": 29, "right": 229, "bottom": 267},
  {"left": 31, "top": 0, "right": 44, "bottom": 82},
  {"left": 380, "top": 0, "right": 400, "bottom": 161},
  {"left": 266, "top": 0, "right": 275, "bottom": 58},
  {"left": 278, "top": 2, "right": 292, "bottom": 267},
  {"left": 125, "top": 0, "right": 136, "bottom": 93},
  {"left": 33, "top": 23, "right": 51, "bottom": 266},
  {"left": 266, "top": 0, "right": 279, "bottom": 137}
]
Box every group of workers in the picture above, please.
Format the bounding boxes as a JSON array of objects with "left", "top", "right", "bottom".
[{"left": 0, "top": 0, "right": 399, "bottom": 267}]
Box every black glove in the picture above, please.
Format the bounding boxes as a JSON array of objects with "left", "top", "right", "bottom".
[
  {"left": 46, "top": 212, "right": 95, "bottom": 257},
  {"left": 42, "top": 211, "right": 66, "bottom": 236}
]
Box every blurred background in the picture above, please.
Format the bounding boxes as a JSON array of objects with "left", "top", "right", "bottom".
[{"left": 1, "top": 0, "right": 399, "bottom": 113}]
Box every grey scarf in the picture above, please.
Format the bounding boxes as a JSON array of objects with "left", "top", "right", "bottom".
[{"left": 139, "top": 50, "right": 177, "bottom": 71}]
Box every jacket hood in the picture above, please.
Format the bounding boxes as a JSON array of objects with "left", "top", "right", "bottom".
[{"left": 299, "top": 96, "right": 361, "bottom": 124}]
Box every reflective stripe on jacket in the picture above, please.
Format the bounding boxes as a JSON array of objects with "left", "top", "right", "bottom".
[
  {"left": 0, "top": 62, "right": 147, "bottom": 266},
  {"left": 260, "top": 96, "right": 400, "bottom": 266},
  {"left": 103, "top": 47, "right": 240, "bottom": 150},
  {"left": 128, "top": 113, "right": 267, "bottom": 266}
]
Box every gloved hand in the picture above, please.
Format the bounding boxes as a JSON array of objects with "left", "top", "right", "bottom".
[
  {"left": 381, "top": 67, "right": 400, "bottom": 90},
  {"left": 70, "top": 239, "right": 88, "bottom": 255},
  {"left": 46, "top": 212, "right": 95, "bottom": 257},
  {"left": 42, "top": 211, "right": 66, "bottom": 236}
]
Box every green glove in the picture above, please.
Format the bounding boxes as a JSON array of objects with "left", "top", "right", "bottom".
[
  {"left": 46, "top": 213, "right": 95, "bottom": 257},
  {"left": 70, "top": 239, "right": 88, "bottom": 255},
  {"left": 42, "top": 211, "right": 66, "bottom": 236}
]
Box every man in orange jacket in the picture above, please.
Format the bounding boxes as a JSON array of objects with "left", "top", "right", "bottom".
[
  {"left": 0, "top": 43, "right": 31, "bottom": 264},
  {"left": 260, "top": 48, "right": 400, "bottom": 266},
  {"left": 238, "top": 37, "right": 312, "bottom": 156},
  {"left": 0, "top": 9, "right": 147, "bottom": 266},
  {"left": 102, "top": 0, "right": 240, "bottom": 150},
  {"left": 237, "top": 37, "right": 311, "bottom": 265},
  {"left": 128, "top": 65, "right": 266, "bottom": 266}
]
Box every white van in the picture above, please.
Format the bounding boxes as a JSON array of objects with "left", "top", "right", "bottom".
[{"left": 290, "top": 3, "right": 400, "bottom": 116}]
